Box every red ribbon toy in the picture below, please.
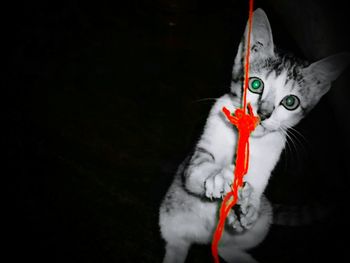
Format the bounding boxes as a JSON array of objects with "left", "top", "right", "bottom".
[{"left": 211, "top": 1, "right": 260, "bottom": 262}]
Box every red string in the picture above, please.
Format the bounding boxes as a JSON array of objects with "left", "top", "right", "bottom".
[
  {"left": 242, "top": 0, "right": 254, "bottom": 114},
  {"left": 211, "top": 1, "right": 259, "bottom": 262}
]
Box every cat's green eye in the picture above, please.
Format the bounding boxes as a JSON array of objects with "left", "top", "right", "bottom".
[
  {"left": 281, "top": 95, "right": 300, "bottom": 110},
  {"left": 248, "top": 77, "right": 264, "bottom": 94}
]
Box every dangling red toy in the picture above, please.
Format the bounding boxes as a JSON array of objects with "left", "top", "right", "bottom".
[{"left": 211, "top": 0, "right": 260, "bottom": 262}]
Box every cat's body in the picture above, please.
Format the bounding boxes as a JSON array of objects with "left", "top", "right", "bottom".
[
  {"left": 159, "top": 9, "right": 349, "bottom": 263},
  {"left": 160, "top": 94, "right": 283, "bottom": 263}
]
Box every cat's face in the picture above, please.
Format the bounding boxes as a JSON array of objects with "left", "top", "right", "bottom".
[
  {"left": 244, "top": 65, "right": 306, "bottom": 137},
  {"left": 231, "top": 9, "right": 350, "bottom": 138}
]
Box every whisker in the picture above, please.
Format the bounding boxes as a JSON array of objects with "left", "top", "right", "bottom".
[
  {"left": 288, "top": 126, "right": 309, "bottom": 145},
  {"left": 289, "top": 130, "right": 307, "bottom": 154},
  {"left": 278, "top": 128, "right": 292, "bottom": 171},
  {"left": 282, "top": 124, "right": 309, "bottom": 145},
  {"left": 281, "top": 124, "right": 309, "bottom": 156},
  {"left": 283, "top": 125, "right": 309, "bottom": 171},
  {"left": 289, "top": 130, "right": 310, "bottom": 158},
  {"left": 279, "top": 127, "right": 298, "bottom": 168},
  {"left": 283, "top": 126, "right": 304, "bottom": 169}
]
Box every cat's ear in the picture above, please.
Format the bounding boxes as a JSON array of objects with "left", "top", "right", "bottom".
[
  {"left": 232, "top": 8, "right": 274, "bottom": 79},
  {"left": 249, "top": 8, "right": 274, "bottom": 57},
  {"left": 301, "top": 53, "right": 350, "bottom": 109},
  {"left": 303, "top": 53, "right": 350, "bottom": 83}
]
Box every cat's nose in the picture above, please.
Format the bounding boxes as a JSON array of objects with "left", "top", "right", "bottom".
[{"left": 257, "top": 109, "right": 271, "bottom": 121}]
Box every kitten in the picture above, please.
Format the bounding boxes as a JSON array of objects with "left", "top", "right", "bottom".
[{"left": 159, "top": 8, "right": 349, "bottom": 263}]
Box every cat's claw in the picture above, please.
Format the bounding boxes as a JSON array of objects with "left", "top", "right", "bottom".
[
  {"left": 240, "top": 205, "right": 259, "bottom": 229},
  {"left": 227, "top": 212, "right": 244, "bottom": 232},
  {"left": 204, "top": 169, "right": 232, "bottom": 199}
]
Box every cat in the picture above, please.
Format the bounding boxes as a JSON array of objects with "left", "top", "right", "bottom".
[{"left": 159, "top": 8, "right": 349, "bottom": 263}]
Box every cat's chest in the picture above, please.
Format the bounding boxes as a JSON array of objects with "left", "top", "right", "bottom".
[{"left": 249, "top": 133, "right": 286, "bottom": 172}]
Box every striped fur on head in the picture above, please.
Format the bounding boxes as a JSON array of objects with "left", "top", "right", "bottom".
[{"left": 231, "top": 8, "right": 350, "bottom": 138}]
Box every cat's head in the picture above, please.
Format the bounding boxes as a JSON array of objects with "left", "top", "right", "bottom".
[{"left": 230, "top": 8, "right": 350, "bottom": 137}]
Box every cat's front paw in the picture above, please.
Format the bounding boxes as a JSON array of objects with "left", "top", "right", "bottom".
[
  {"left": 238, "top": 182, "right": 260, "bottom": 229},
  {"left": 227, "top": 182, "right": 260, "bottom": 231},
  {"left": 204, "top": 169, "right": 233, "bottom": 199}
]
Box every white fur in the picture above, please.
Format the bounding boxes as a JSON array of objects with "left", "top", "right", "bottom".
[
  {"left": 159, "top": 8, "right": 349, "bottom": 263},
  {"left": 159, "top": 94, "right": 284, "bottom": 263}
]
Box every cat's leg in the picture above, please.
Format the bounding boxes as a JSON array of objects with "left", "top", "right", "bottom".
[
  {"left": 185, "top": 162, "right": 234, "bottom": 198},
  {"left": 159, "top": 180, "right": 219, "bottom": 263},
  {"left": 160, "top": 213, "right": 192, "bottom": 263},
  {"left": 183, "top": 147, "right": 235, "bottom": 198},
  {"left": 160, "top": 202, "right": 218, "bottom": 263},
  {"left": 163, "top": 240, "right": 191, "bottom": 263}
]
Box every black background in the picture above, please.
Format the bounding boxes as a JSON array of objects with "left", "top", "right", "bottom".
[{"left": 6, "top": 0, "right": 350, "bottom": 262}]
